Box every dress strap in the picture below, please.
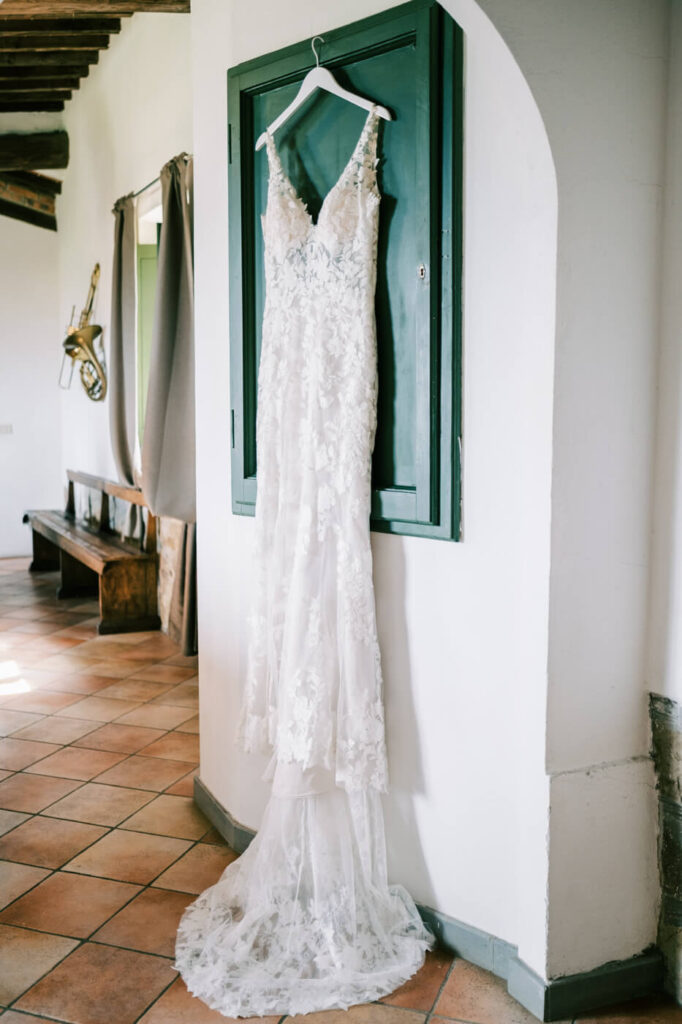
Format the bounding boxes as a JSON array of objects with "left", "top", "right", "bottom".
[
  {"left": 264, "top": 132, "right": 278, "bottom": 166},
  {"left": 264, "top": 131, "right": 288, "bottom": 186},
  {"left": 361, "top": 106, "right": 380, "bottom": 171},
  {"left": 350, "top": 106, "right": 380, "bottom": 192}
]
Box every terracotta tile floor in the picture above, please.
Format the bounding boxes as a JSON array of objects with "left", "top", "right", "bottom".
[{"left": 0, "top": 558, "right": 680, "bottom": 1024}]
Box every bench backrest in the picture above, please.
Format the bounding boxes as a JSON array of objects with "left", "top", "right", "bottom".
[{"left": 65, "top": 469, "right": 157, "bottom": 555}]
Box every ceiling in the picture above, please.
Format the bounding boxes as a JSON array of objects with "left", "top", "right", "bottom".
[
  {"left": 0, "top": 1, "right": 190, "bottom": 229},
  {"left": 0, "top": 0, "right": 190, "bottom": 113}
]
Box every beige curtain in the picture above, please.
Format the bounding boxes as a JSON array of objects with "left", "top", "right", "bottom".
[
  {"left": 142, "top": 154, "right": 197, "bottom": 655},
  {"left": 169, "top": 522, "right": 197, "bottom": 657},
  {"left": 109, "top": 194, "right": 137, "bottom": 486}
]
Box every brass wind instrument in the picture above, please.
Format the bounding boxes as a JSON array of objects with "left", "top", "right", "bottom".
[{"left": 59, "top": 263, "right": 107, "bottom": 402}]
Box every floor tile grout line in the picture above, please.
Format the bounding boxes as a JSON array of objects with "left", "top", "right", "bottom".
[
  {"left": 375, "top": 1004, "right": 434, "bottom": 1018},
  {"left": 19, "top": 750, "right": 196, "bottom": 791},
  {"left": 0, "top": 821, "right": 116, "bottom": 872},
  {"left": 8, "top": 804, "right": 207, "bottom": 841},
  {"left": 5, "top": 933, "right": 175, "bottom": 1013},
  {"left": 3, "top": 680, "right": 195, "bottom": 721},
  {"left": 0, "top": 743, "right": 206, "bottom": 834},
  {"left": 1, "top": 814, "right": 217, "bottom": 858},
  {"left": 0, "top": 725, "right": 191, "bottom": 780},
  {"left": 0, "top": 772, "right": 103, "bottom": 816},
  {"left": 0, "top": 803, "right": 212, "bottom": 886},
  {"left": 0, "top": 856, "right": 202, "bottom": 895},
  {"left": 131, "top": 967, "right": 181, "bottom": 1024},
  {"left": 0, "top": 856, "right": 60, "bottom": 913},
  {"left": 4, "top": 924, "right": 83, "bottom": 1012},
  {"left": 5, "top": 1008, "right": 72, "bottom": 1022},
  {"left": 86, "top": 882, "right": 183, "bottom": 954},
  {"left": 430, "top": 1017, "right": 490, "bottom": 1024},
  {"left": 0, "top": 572, "right": 205, "bottom": 1018},
  {"left": 50, "top": 830, "right": 208, "bottom": 891},
  {"left": 0, "top": 900, "right": 179, "bottom": 958},
  {"left": 2, "top": 845, "right": 205, "bottom": 956},
  {"left": 424, "top": 953, "right": 458, "bottom": 1024}
]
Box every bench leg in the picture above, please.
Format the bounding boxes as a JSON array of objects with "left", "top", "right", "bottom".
[
  {"left": 98, "top": 560, "right": 161, "bottom": 634},
  {"left": 29, "top": 530, "right": 60, "bottom": 573},
  {"left": 58, "top": 550, "right": 98, "bottom": 599}
]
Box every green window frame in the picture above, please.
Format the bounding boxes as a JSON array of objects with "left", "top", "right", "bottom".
[{"left": 228, "top": 0, "right": 462, "bottom": 540}]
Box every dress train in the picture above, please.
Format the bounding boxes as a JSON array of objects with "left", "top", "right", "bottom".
[{"left": 176, "top": 786, "right": 431, "bottom": 1017}]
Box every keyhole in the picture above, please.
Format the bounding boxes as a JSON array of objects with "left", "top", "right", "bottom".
[{"left": 418, "top": 263, "right": 426, "bottom": 280}]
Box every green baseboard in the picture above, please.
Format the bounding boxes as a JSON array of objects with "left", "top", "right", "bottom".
[
  {"left": 193, "top": 776, "right": 664, "bottom": 1022},
  {"left": 194, "top": 775, "right": 255, "bottom": 854}
]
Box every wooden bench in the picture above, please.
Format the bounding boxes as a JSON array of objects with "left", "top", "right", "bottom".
[{"left": 23, "top": 469, "right": 161, "bottom": 635}]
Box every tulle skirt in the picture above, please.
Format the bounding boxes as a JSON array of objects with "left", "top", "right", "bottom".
[{"left": 175, "top": 786, "right": 432, "bottom": 1017}]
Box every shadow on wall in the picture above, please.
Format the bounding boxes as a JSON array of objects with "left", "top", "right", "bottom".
[{"left": 374, "top": 537, "right": 433, "bottom": 905}]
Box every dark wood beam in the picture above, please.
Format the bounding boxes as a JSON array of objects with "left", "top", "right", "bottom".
[
  {"left": 0, "top": 173, "right": 58, "bottom": 230},
  {"left": 0, "top": 50, "right": 99, "bottom": 66},
  {"left": 0, "top": 33, "right": 110, "bottom": 50},
  {"left": 0, "top": 197, "right": 56, "bottom": 230},
  {"left": 0, "top": 64, "right": 89, "bottom": 78},
  {"left": 0, "top": 2, "right": 188, "bottom": 15},
  {"left": 0, "top": 131, "right": 69, "bottom": 171},
  {"left": 0, "top": 170, "right": 62, "bottom": 195},
  {"left": 0, "top": 76, "right": 80, "bottom": 89},
  {"left": 0, "top": 90, "right": 72, "bottom": 102},
  {"left": 0, "top": 100, "right": 65, "bottom": 111},
  {"left": 0, "top": 18, "right": 121, "bottom": 33}
]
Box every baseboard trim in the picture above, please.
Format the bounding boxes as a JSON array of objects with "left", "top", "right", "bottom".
[
  {"left": 418, "top": 904, "right": 517, "bottom": 977},
  {"left": 539, "top": 950, "right": 664, "bottom": 1021},
  {"left": 193, "top": 776, "right": 664, "bottom": 1022},
  {"left": 194, "top": 776, "right": 255, "bottom": 854}
]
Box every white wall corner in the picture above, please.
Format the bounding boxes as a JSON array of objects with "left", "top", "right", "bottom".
[{"left": 547, "top": 758, "right": 659, "bottom": 978}]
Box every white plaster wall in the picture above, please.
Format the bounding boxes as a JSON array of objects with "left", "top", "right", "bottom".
[
  {"left": 192, "top": 0, "right": 556, "bottom": 975},
  {"left": 57, "top": 12, "right": 192, "bottom": 479},
  {"left": 547, "top": 759, "right": 659, "bottom": 976},
  {"left": 0, "top": 218, "right": 62, "bottom": 556},
  {"left": 496, "top": 0, "right": 667, "bottom": 774},
  {"left": 478, "top": 0, "right": 667, "bottom": 976},
  {"left": 648, "top": 0, "right": 682, "bottom": 707}
]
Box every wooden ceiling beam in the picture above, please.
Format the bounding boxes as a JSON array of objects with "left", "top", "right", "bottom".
[
  {"left": 0, "top": 76, "right": 80, "bottom": 89},
  {"left": 0, "top": 90, "right": 72, "bottom": 102},
  {"left": 0, "top": 131, "right": 69, "bottom": 170},
  {"left": 0, "top": 2, "right": 188, "bottom": 15},
  {"left": 0, "top": 172, "right": 57, "bottom": 230},
  {"left": 0, "top": 50, "right": 99, "bottom": 66},
  {"left": 0, "top": 18, "right": 121, "bottom": 33},
  {"left": 0, "top": 63, "right": 89, "bottom": 78},
  {"left": 0, "top": 100, "right": 65, "bottom": 111},
  {"left": 0, "top": 33, "right": 110, "bottom": 50},
  {"left": 1, "top": 170, "right": 62, "bottom": 195}
]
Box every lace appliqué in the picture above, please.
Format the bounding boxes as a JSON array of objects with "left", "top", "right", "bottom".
[
  {"left": 176, "top": 790, "right": 432, "bottom": 1016},
  {"left": 238, "top": 108, "right": 388, "bottom": 794},
  {"left": 177, "top": 108, "right": 433, "bottom": 1018}
]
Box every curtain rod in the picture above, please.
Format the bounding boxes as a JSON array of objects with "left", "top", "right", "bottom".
[
  {"left": 132, "top": 154, "right": 192, "bottom": 199},
  {"left": 133, "top": 174, "right": 160, "bottom": 199}
]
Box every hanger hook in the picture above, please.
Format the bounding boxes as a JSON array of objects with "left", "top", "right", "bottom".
[{"left": 311, "top": 35, "right": 324, "bottom": 67}]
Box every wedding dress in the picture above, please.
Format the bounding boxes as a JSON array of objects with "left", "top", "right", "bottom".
[{"left": 175, "top": 107, "right": 432, "bottom": 1017}]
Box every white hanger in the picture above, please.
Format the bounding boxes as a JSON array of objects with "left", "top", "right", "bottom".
[{"left": 255, "top": 36, "right": 392, "bottom": 151}]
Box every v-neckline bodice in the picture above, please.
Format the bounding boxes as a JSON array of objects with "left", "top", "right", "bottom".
[{"left": 265, "top": 106, "right": 378, "bottom": 229}]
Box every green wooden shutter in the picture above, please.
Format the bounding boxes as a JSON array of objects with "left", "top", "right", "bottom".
[{"left": 228, "top": 0, "right": 462, "bottom": 540}]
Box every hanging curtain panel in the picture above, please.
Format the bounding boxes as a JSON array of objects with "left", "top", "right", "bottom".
[
  {"left": 109, "top": 194, "right": 138, "bottom": 487},
  {"left": 169, "top": 521, "right": 198, "bottom": 657},
  {"left": 142, "top": 154, "right": 196, "bottom": 524},
  {"left": 142, "top": 153, "right": 197, "bottom": 656}
]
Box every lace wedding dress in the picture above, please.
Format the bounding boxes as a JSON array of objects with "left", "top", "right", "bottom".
[{"left": 176, "top": 107, "right": 432, "bottom": 1017}]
